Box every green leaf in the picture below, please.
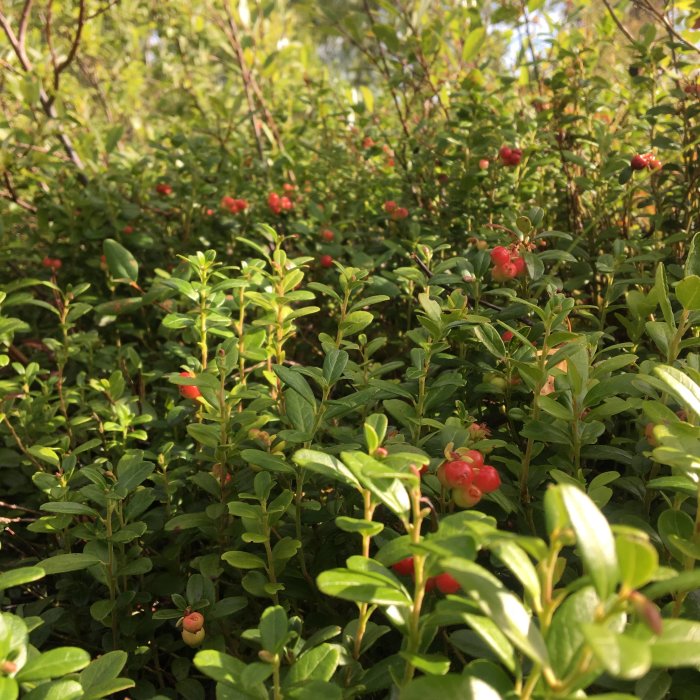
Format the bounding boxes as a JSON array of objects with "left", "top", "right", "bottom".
[
  {"left": 685, "top": 232, "right": 700, "bottom": 277},
  {"left": 79, "top": 650, "right": 128, "bottom": 693},
  {"left": 462, "top": 27, "right": 486, "bottom": 61},
  {"left": 341, "top": 451, "right": 410, "bottom": 516},
  {"left": 582, "top": 624, "right": 651, "bottom": 679},
  {"left": 654, "top": 365, "right": 700, "bottom": 418},
  {"left": 473, "top": 325, "right": 506, "bottom": 359},
  {"left": 0, "top": 566, "right": 45, "bottom": 591},
  {"left": 273, "top": 365, "right": 316, "bottom": 405},
  {"left": 335, "top": 516, "right": 384, "bottom": 537},
  {"left": 443, "top": 558, "right": 549, "bottom": 667},
  {"left": 194, "top": 649, "right": 245, "bottom": 685},
  {"left": 559, "top": 484, "right": 618, "bottom": 599},
  {"left": 259, "top": 605, "right": 288, "bottom": 655},
  {"left": 284, "top": 644, "right": 339, "bottom": 685},
  {"left": 16, "top": 647, "right": 91, "bottom": 682},
  {"left": 40, "top": 502, "right": 99, "bottom": 517},
  {"left": 458, "top": 615, "right": 516, "bottom": 672},
  {"left": 616, "top": 534, "right": 658, "bottom": 590},
  {"left": 398, "top": 652, "right": 450, "bottom": 675},
  {"left": 403, "top": 674, "right": 500, "bottom": 700},
  {"left": 222, "top": 551, "right": 267, "bottom": 570},
  {"left": 316, "top": 568, "right": 411, "bottom": 606},
  {"left": 650, "top": 619, "right": 700, "bottom": 667},
  {"left": 339, "top": 311, "right": 373, "bottom": 337},
  {"left": 293, "top": 449, "right": 360, "bottom": 488},
  {"left": 23, "top": 680, "right": 83, "bottom": 700},
  {"left": 676, "top": 276, "right": 700, "bottom": 310},
  {"left": 322, "top": 349, "right": 348, "bottom": 385},
  {"left": 38, "top": 553, "right": 101, "bottom": 575},
  {"left": 103, "top": 239, "right": 138, "bottom": 283}
]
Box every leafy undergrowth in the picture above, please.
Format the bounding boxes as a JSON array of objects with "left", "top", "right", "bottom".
[{"left": 2, "top": 1, "right": 700, "bottom": 699}]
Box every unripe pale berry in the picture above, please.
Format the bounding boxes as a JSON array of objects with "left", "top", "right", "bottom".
[{"left": 182, "top": 628, "right": 205, "bottom": 647}]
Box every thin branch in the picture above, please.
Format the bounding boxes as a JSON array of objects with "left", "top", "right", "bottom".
[
  {"left": 219, "top": 2, "right": 266, "bottom": 163},
  {"left": 634, "top": 0, "right": 700, "bottom": 56},
  {"left": 54, "top": 0, "right": 86, "bottom": 80},
  {"left": 601, "top": 0, "right": 637, "bottom": 45},
  {"left": 2, "top": 171, "right": 38, "bottom": 212},
  {"left": 17, "top": 0, "right": 33, "bottom": 51}
]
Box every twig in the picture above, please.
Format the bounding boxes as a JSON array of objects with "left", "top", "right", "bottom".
[
  {"left": 601, "top": 0, "right": 637, "bottom": 45},
  {"left": 2, "top": 171, "right": 38, "bottom": 212},
  {"left": 219, "top": 2, "right": 266, "bottom": 163}
]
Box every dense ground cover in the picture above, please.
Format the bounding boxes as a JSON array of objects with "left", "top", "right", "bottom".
[{"left": 2, "top": 1, "right": 700, "bottom": 698}]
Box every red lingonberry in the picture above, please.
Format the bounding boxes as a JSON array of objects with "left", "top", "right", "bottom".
[
  {"left": 221, "top": 195, "right": 236, "bottom": 209},
  {"left": 383, "top": 200, "right": 397, "bottom": 213},
  {"left": 156, "top": 183, "right": 173, "bottom": 196},
  {"left": 123, "top": 225, "right": 134, "bottom": 235},
  {"left": 280, "top": 196, "right": 293, "bottom": 211},
  {"left": 374, "top": 447, "right": 388, "bottom": 458},
  {"left": 434, "top": 572, "right": 461, "bottom": 595},
  {"left": 512, "top": 256, "right": 526, "bottom": 277},
  {"left": 648, "top": 157, "right": 662, "bottom": 171},
  {"left": 321, "top": 229, "right": 334, "bottom": 242},
  {"left": 320, "top": 254, "right": 333, "bottom": 268},
  {"left": 501, "top": 330, "right": 514, "bottom": 342},
  {"left": 499, "top": 146, "right": 512, "bottom": 161},
  {"left": 441, "top": 459, "right": 474, "bottom": 488},
  {"left": 473, "top": 465, "right": 501, "bottom": 493},
  {"left": 182, "top": 612, "right": 204, "bottom": 633},
  {"left": 478, "top": 158, "right": 489, "bottom": 170},
  {"left": 391, "top": 556, "right": 414, "bottom": 576},
  {"left": 178, "top": 371, "right": 201, "bottom": 400},
  {"left": 392, "top": 207, "right": 409, "bottom": 220},
  {"left": 425, "top": 577, "right": 437, "bottom": 592},
  {"left": 268, "top": 192, "right": 281, "bottom": 214},
  {"left": 282, "top": 183, "right": 295, "bottom": 192},
  {"left": 630, "top": 154, "right": 649, "bottom": 171},
  {"left": 462, "top": 449, "right": 485, "bottom": 470},
  {"left": 490, "top": 246, "right": 510, "bottom": 266}
]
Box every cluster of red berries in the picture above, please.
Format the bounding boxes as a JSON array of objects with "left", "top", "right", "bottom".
[
  {"left": 178, "top": 371, "right": 201, "bottom": 400},
  {"left": 391, "top": 557, "right": 461, "bottom": 594},
  {"left": 180, "top": 611, "right": 205, "bottom": 647},
  {"left": 437, "top": 450, "right": 501, "bottom": 508},
  {"left": 221, "top": 196, "right": 248, "bottom": 214},
  {"left": 268, "top": 191, "right": 294, "bottom": 215},
  {"left": 155, "top": 183, "right": 173, "bottom": 196},
  {"left": 490, "top": 246, "right": 526, "bottom": 282},
  {"left": 499, "top": 145, "right": 522, "bottom": 167},
  {"left": 42, "top": 256, "right": 62, "bottom": 271},
  {"left": 630, "top": 153, "right": 662, "bottom": 172},
  {"left": 384, "top": 201, "right": 409, "bottom": 220}
]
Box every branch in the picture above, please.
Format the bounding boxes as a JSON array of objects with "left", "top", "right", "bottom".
[
  {"left": 54, "top": 0, "right": 86, "bottom": 80},
  {"left": 601, "top": 0, "right": 637, "bottom": 45},
  {"left": 2, "top": 171, "right": 38, "bottom": 212},
  {"left": 634, "top": 0, "right": 700, "bottom": 56},
  {"left": 219, "top": 2, "right": 266, "bottom": 163},
  {"left": 17, "top": 0, "right": 33, "bottom": 52}
]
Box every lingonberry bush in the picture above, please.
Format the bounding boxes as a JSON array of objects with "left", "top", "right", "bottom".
[{"left": 2, "top": 0, "right": 700, "bottom": 698}]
